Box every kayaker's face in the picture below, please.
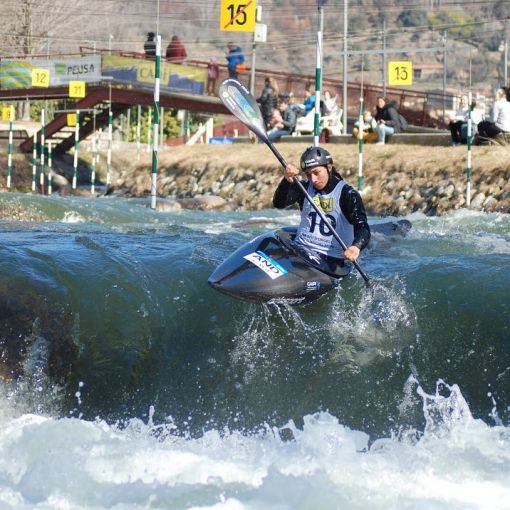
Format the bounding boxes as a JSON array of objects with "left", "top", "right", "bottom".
[{"left": 305, "top": 165, "right": 329, "bottom": 191}]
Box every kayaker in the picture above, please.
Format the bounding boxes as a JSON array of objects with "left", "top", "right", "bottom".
[{"left": 273, "top": 146, "right": 370, "bottom": 268}]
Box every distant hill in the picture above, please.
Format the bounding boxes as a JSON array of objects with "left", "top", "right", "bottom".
[{"left": 2, "top": 0, "right": 509, "bottom": 97}]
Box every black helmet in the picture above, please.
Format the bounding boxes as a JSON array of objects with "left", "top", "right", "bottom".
[{"left": 300, "top": 146, "right": 333, "bottom": 171}]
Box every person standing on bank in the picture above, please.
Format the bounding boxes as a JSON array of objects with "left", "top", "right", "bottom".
[
  {"left": 165, "top": 35, "right": 187, "bottom": 63},
  {"left": 273, "top": 146, "right": 370, "bottom": 269},
  {"left": 144, "top": 32, "right": 156, "bottom": 58},
  {"left": 226, "top": 42, "right": 245, "bottom": 79},
  {"left": 374, "top": 96, "right": 405, "bottom": 144}
]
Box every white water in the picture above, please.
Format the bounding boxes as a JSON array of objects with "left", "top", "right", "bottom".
[{"left": 0, "top": 381, "right": 508, "bottom": 510}]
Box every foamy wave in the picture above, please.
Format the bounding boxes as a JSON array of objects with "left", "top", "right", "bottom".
[{"left": 0, "top": 381, "right": 508, "bottom": 509}]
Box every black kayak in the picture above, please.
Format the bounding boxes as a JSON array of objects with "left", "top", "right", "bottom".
[{"left": 208, "top": 220, "right": 412, "bottom": 305}]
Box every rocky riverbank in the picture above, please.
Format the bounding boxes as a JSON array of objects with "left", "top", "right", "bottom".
[{"left": 1, "top": 143, "right": 510, "bottom": 216}]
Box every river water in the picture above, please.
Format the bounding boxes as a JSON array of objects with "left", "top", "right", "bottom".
[{"left": 0, "top": 192, "right": 509, "bottom": 509}]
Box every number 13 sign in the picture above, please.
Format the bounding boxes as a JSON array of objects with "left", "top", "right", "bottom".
[
  {"left": 220, "top": 0, "right": 256, "bottom": 32},
  {"left": 388, "top": 61, "right": 413, "bottom": 86}
]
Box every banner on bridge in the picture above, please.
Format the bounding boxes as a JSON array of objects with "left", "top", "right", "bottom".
[
  {"left": 101, "top": 56, "right": 206, "bottom": 95},
  {"left": 0, "top": 56, "right": 102, "bottom": 89}
]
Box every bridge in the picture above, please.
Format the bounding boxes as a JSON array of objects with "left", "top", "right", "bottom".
[{"left": 0, "top": 49, "right": 452, "bottom": 155}]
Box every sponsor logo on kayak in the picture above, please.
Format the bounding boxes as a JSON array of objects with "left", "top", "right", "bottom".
[
  {"left": 244, "top": 251, "right": 288, "bottom": 279},
  {"left": 306, "top": 281, "right": 321, "bottom": 291}
]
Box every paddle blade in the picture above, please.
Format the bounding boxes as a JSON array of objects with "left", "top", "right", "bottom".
[{"left": 218, "top": 79, "right": 267, "bottom": 140}]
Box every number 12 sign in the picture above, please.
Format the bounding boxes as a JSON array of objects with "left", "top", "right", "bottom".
[
  {"left": 220, "top": 0, "right": 256, "bottom": 32},
  {"left": 388, "top": 61, "right": 413, "bottom": 86}
]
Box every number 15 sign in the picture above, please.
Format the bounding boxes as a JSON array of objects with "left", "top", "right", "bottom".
[{"left": 220, "top": 0, "right": 256, "bottom": 32}]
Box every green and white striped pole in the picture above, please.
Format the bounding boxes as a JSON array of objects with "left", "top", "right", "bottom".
[
  {"left": 6, "top": 105, "right": 14, "bottom": 189},
  {"left": 357, "top": 62, "right": 365, "bottom": 191},
  {"left": 91, "top": 132, "right": 97, "bottom": 194},
  {"left": 47, "top": 141, "right": 53, "bottom": 195},
  {"left": 107, "top": 109, "right": 113, "bottom": 189},
  {"left": 136, "top": 104, "right": 141, "bottom": 161},
  {"left": 72, "top": 110, "right": 80, "bottom": 189},
  {"left": 357, "top": 98, "right": 364, "bottom": 191},
  {"left": 40, "top": 108, "right": 45, "bottom": 193},
  {"left": 147, "top": 107, "right": 152, "bottom": 153},
  {"left": 313, "top": 29, "right": 323, "bottom": 146},
  {"left": 32, "top": 133, "right": 37, "bottom": 192},
  {"left": 150, "top": 34, "right": 161, "bottom": 210},
  {"left": 466, "top": 91, "right": 472, "bottom": 207}
]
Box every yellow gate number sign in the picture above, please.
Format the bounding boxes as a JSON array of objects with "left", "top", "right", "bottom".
[
  {"left": 2, "top": 107, "right": 14, "bottom": 121},
  {"left": 67, "top": 113, "right": 77, "bottom": 127},
  {"left": 388, "top": 61, "right": 413, "bottom": 86},
  {"left": 220, "top": 0, "right": 256, "bottom": 32},
  {"left": 69, "top": 81, "right": 86, "bottom": 98},
  {"left": 32, "top": 68, "right": 50, "bottom": 87}
]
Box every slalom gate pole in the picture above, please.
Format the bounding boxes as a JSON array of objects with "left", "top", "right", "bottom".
[
  {"left": 147, "top": 108, "right": 152, "bottom": 153},
  {"left": 357, "top": 98, "right": 364, "bottom": 191},
  {"left": 40, "top": 108, "right": 45, "bottom": 193},
  {"left": 466, "top": 91, "right": 472, "bottom": 207},
  {"left": 32, "top": 133, "right": 37, "bottom": 192},
  {"left": 7, "top": 105, "right": 14, "bottom": 189},
  {"left": 136, "top": 104, "right": 141, "bottom": 161},
  {"left": 357, "top": 62, "right": 364, "bottom": 191},
  {"left": 313, "top": 29, "right": 322, "bottom": 146},
  {"left": 150, "top": 34, "right": 161, "bottom": 210},
  {"left": 72, "top": 110, "right": 80, "bottom": 189},
  {"left": 107, "top": 109, "right": 113, "bottom": 190},
  {"left": 91, "top": 132, "right": 97, "bottom": 194},
  {"left": 47, "top": 142, "right": 53, "bottom": 195}
]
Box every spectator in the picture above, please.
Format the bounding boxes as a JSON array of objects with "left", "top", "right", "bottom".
[
  {"left": 267, "top": 97, "right": 297, "bottom": 142},
  {"left": 476, "top": 87, "right": 510, "bottom": 143},
  {"left": 448, "top": 95, "right": 469, "bottom": 145},
  {"left": 257, "top": 77, "right": 279, "bottom": 129},
  {"left": 323, "top": 89, "right": 339, "bottom": 116},
  {"left": 460, "top": 99, "right": 484, "bottom": 143},
  {"left": 226, "top": 42, "right": 245, "bottom": 79},
  {"left": 144, "top": 32, "right": 156, "bottom": 58},
  {"left": 374, "top": 96, "right": 406, "bottom": 144},
  {"left": 303, "top": 88, "right": 316, "bottom": 115},
  {"left": 206, "top": 57, "right": 219, "bottom": 95},
  {"left": 165, "top": 35, "right": 187, "bottom": 63},
  {"left": 353, "top": 111, "right": 378, "bottom": 143}
]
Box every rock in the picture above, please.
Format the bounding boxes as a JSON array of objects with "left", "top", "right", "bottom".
[
  {"left": 483, "top": 196, "right": 498, "bottom": 210},
  {"left": 176, "top": 195, "right": 227, "bottom": 210},
  {"left": 155, "top": 199, "right": 182, "bottom": 211},
  {"left": 470, "top": 192, "right": 486, "bottom": 209}
]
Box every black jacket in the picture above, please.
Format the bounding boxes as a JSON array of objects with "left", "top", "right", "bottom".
[
  {"left": 272, "top": 174, "right": 371, "bottom": 250},
  {"left": 257, "top": 85, "right": 278, "bottom": 125},
  {"left": 281, "top": 106, "right": 297, "bottom": 133},
  {"left": 375, "top": 102, "right": 403, "bottom": 132}
]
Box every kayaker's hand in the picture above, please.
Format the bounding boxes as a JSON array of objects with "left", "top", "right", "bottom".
[
  {"left": 343, "top": 245, "right": 360, "bottom": 262},
  {"left": 284, "top": 163, "right": 300, "bottom": 183}
]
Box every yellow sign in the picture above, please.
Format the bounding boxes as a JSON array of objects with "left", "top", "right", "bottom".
[
  {"left": 69, "top": 81, "right": 86, "bottom": 98},
  {"left": 2, "top": 106, "right": 14, "bottom": 121},
  {"left": 388, "top": 61, "right": 413, "bottom": 86},
  {"left": 220, "top": 0, "right": 256, "bottom": 32},
  {"left": 67, "top": 113, "right": 77, "bottom": 127},
  {"left": 32, "top": 68, "right": 50, "bottom": 87}
]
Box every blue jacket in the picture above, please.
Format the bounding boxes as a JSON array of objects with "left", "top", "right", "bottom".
[{"left": 226, "top": 46, "right": 245, "bottom": 73}]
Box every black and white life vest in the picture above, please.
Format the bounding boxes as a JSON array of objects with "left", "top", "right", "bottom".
[{"left": 294, "top": 179, "right": 354, "bottom": 258}]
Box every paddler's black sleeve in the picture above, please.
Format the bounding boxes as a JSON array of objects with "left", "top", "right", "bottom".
[
  {"left": 272, "top": 178, "right": 306, "bottom": 210},
  {"left": 340, "top": 184, "right": 371, "bottom": 250}
]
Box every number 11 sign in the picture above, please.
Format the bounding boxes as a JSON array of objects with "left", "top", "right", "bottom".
[
  {"left": 388, "top": 61, "right": 413, "bottom": 86},
  {"left": 220, "top": 0, "right": 256, "bottom": 32}
]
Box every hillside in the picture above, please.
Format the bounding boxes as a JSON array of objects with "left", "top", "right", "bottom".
[{"left": 2, "top": 0, "right": 509, "bottom": 97}]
